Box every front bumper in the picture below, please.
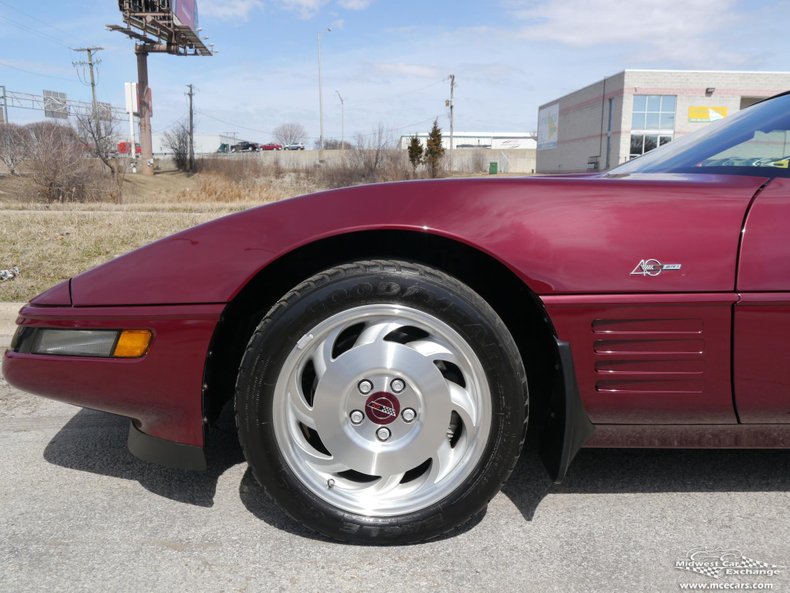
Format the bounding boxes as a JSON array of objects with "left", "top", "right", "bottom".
[{"left": 3, "top": 303, "right": 224, "bottom": 467}]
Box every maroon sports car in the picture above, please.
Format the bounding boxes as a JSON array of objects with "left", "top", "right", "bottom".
[{"left": 5, "top": 93, "right": 790, "bottom": 544}]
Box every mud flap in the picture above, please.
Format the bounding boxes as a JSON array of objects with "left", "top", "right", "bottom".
[{"left": 539, "top": 340, "right": 595, "bottom": 484}]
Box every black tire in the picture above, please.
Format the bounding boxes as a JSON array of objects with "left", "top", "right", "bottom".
[{"left": 235, "top": 260, "right": 527, "bottom": 544}]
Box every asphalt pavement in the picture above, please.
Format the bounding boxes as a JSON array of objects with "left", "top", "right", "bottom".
[{"left": 2, "top": 303, "right": 790, "bottom": 593}]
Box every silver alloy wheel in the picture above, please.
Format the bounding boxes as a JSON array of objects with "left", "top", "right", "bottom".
[{"left": 272, "top": 304, "right": 492, "bottom": 517}]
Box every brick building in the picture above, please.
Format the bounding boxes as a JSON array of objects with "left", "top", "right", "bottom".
[{"left": 536, "top": 70, "right": 790, "bottom": 174}]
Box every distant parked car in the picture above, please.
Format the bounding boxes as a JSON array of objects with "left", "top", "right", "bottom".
[
  {"left": 283, "top": 143, "right": 305, "bottom": 150},
  {"left": 231, "top": 141, "right": 256, "bottom": 153},
  {"left": 260, "top": 143, "right": 283, "bottom": 151}
]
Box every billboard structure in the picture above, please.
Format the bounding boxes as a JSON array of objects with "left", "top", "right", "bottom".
[
  {"left": 110, "top": 1, "right": 210, "bottom": 56},
  {"left": 109, "top": 0, "right": 212, "bottom": 175}
]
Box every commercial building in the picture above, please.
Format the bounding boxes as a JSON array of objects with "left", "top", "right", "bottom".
[
  {"left": 399, "top": 132, "right": 536, "bottom": 151},
  {"left": 536, "top": 70, "right": 790, "bottom": 173}
]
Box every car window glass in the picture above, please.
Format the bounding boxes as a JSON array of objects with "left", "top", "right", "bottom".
[{"left": 608, "top": 93, "right": 790, "bottom": 178}]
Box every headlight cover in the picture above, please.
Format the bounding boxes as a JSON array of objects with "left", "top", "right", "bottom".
[{"left": 11, "top": 328, "right": 152, "bottom": 358}]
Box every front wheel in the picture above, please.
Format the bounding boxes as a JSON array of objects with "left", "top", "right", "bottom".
[{"left": 235, "top": 260, "right": 527, "bottom": 544}]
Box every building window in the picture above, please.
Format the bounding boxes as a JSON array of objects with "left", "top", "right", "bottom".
[
  {"left": 630, "top": 134, "right": 673, "bottom": 158},
  {"left": 630, "top": 95, "right": 676, "bottom": 159}
]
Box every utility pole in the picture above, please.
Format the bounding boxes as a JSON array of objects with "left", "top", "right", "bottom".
[
  {"left": 187, "top": 84, "right": 195, "bottom": 172},
  {"left": 317, "top": 27, "right": 331, "bottom": 160},
  {"left": 72, "top": 47, "right": 103, "bottom": 137},
  {"left": 446, "top": 74, "right": 456, "bottom": 151},
  {"left": 0, "top": 85, "right": 7, "bottom": 124},
  {"left": 335, "top": 90, "right": 344, "bottom": 151}
]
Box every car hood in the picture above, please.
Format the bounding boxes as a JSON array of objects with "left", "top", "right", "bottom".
[{"left": 64, "top": 173, "right": 768, "bottom": 306}]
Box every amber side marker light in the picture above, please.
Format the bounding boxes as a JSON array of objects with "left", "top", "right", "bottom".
[{"left": 113, "top": 330, "right": 153, "bottom": 358}]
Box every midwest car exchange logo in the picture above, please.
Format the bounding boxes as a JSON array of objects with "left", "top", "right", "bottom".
[{"left": 675, "top": 548, "right": 784, "bottom": 579}]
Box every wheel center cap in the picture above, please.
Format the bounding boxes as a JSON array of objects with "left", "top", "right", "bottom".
[{"left": 364, "top": 392, "right": 401, "bottom": 425}]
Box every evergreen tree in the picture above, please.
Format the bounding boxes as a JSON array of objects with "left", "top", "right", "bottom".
[
  {"left": 424, "top": 119, "right": 445, "bottom": 178},
  {"left": 407, "top": 135, "right": 423, "bottom": 175}
]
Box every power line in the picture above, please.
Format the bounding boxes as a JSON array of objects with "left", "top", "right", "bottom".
[
  {"left": 0, "top": 12, "right": 72, "bottom": 50},
  {"left": 195, "top": 110, "right": 274, "bottom": 136},
  {"left": 344, "top": 78, "right": 445, "bottom": 111},
  {"left": 0, "top": 59, "right": 76, "bottom": 83},
  {"left": 0, "top": 0, "right": 80, "bottom": 47}
]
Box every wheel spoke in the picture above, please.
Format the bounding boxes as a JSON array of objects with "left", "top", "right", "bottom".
[
  {"left": 426, "top": 440, "right": 456, "bottom": 485},
  {"left": 312, "top": 326, "right": 344, "bottom": 380},
  {"left": 408, "top": 339, "right": 459, "bottom": 366},
  {"left": 355, "top": 320, "right": 403, "bottom": 347},
  {"left": 368, "top": 472, "right": 406, "bottom": 496},
  {"left": 286, "top": 373, "right": 317, "bottom": 429},
  {"left": 302, "top": 454, "right": 348, "bottom": 475},
  {"left": 449, "top": 383, "right": 478, "bottom": 428}
]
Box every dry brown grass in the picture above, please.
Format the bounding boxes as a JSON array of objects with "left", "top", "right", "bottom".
[
  {"left": 0, "top": 208, "right": 242, "bottom": 302},
  {"left": 0, "top": 166, "right": 297, "bottom": 302},
  {"left": 0, "top": 152, "right": 437, "bottom": 302},
  {"left": 174, "top": 172, "right": 320, "bottom": 204}
]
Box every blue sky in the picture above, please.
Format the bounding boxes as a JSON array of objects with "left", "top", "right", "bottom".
[{"left": 1, "top": 0, "right": 789, "bottom": 144}]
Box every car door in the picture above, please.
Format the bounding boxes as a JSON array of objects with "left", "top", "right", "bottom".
[{"left": 735, "top": 177, "right": 790, "bottom": 422}]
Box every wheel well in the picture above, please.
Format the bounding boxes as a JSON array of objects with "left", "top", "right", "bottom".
[{"left": 202, "top": 230, "right": 559, "bottom": 433}]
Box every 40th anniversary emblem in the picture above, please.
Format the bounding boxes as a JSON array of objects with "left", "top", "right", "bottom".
[{"left": 631, "top": 259, "right": 683, "bottom": 277}]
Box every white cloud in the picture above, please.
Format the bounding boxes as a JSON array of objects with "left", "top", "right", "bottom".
[
  {"left": 509, "top": 0, "right": 740, "bottom": 60},
  {"left": 375, "top": 63, "right": 444, "bottom": 79},
  {"left": 201, "top": 0, "right": 331, "bottom": 20},
  {"left": 201, "top": 0, "right": 264, "bottom": 21},
  {"left": 338, "top": 0, "right": 373, "bottom": 9},
  {"left": 277, "top": 0, "right": 331, "bottom": 18}
]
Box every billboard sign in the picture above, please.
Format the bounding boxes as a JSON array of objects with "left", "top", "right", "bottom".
[
  {"left": 688, "top": 106, "right": 728, "bottom": 123},
  {"left": 172, "top": 0, "right": 199, "bottom": 34},
  {"left": 537, "top": 103, "right": 559, "bottom": 150},
  {"left": 43, "top": 90, "right": 68, "bottom": 119}
]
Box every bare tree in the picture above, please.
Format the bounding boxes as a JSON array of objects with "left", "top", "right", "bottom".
[
  {"left": 75, "top": 112, "right": 127, "bottom": 202},
  {"left": 0, "top": 123, "right": 30, "bottom": 176},
  {"left": 163, "top": 120, "right": 191, "bottom": 171},
  {"left": 26, "top": 122, "right": 93, "bottom": 202},
  {"left": 273, "top": 123, "right": 308, "bottom": 146},
  {"left": 348, "top": 124, "right": 393, "bottom": 178},
  {"left": 323, "top": 138, "right": 352, "bottom": 150}
]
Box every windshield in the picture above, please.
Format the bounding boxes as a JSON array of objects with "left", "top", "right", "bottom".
[{"left": 608, "top": 93, "right": 790, "bottom": 177}]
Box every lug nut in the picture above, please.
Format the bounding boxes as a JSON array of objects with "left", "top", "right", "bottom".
[
  {"left": 358, "top": 380, "right": 373, "bottom": 394},
  {"left": 401, "top": 408, "right": 416, "bottom": 423},
  {"left": 376, "top": 427, "right": 391, "bottom": 441},
  {"left": 350, "top": 410, "right": 364, "bottom": 425},
  {"left": 390, "top": 378, "right": 406, "bottom": 393}
]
